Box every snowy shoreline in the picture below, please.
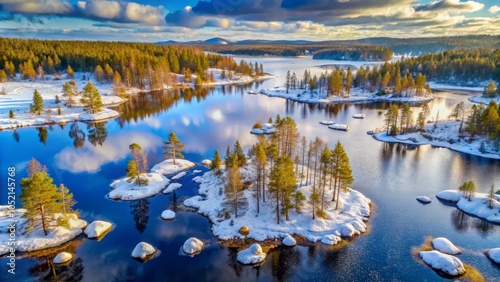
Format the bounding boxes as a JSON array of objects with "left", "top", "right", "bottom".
[
  {"left": 184, "top": 166, "right": 372, "bottom": 246},
  {"left": 436, "top": 190, "right": 500, "bottom": 224},
  {"left": 259, "top": 87, "right": 434, "bottom": 105},
  {"left": 372, "top": 121, "right": 500, "bottom": 160},
  {"left": 468, "top": 94, "right": 500, "bottom": 105}
]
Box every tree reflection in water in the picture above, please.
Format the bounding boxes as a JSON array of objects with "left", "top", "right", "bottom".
[
  {"left": 130, "top": 199, "right": 150, "bottom": 234},
  {"left": 69, "top": 122, "right": 86, "bottom": 148},
  {"left": 87, "top": 122, "right": 108, "bottom": 146}
]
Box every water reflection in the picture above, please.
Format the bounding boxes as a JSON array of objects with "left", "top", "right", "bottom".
[
  {"left": 451, "top": 209, "right": 470, "bottom": 232},
  {"left": 69, "top": 123, "right": 86, "bottom": 148},
  {"left": 88, "top": 122, "right": 108, "bottom": 146},
  {"left": 37, "top": 127, "right": 48, "bottom": 144},
  {"left": 130, "top": 199, "right": 150, "bottom": 234},
  {"left": 12, "top": 129, "right": 19, "bottom": 142}
]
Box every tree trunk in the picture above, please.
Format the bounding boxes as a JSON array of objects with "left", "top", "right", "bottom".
[
  {"left": 276, "top": 191, "right": 280, "bottom": 224},
  {"left": 40, "top": 204, "right": 48, "bottom": 236}
]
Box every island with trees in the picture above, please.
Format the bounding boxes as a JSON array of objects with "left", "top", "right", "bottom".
[
  {"left": 372, "top": 101, "right": 500, "bottom": 159},
  {"left": 184, "top": 115, "right": 371, "bottom": 254},
  {"left": 260, "top": 62, "right": 434, "bottom": 104},
  {"left": 0, "top": 38, "right": 273, "bottom": 130}
]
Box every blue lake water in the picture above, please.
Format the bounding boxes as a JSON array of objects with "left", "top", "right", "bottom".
[{"left": 0, "top": 57, "right": 499, "bottom": 281}]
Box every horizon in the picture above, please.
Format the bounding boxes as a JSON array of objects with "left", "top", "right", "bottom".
[{"left": 0, "top": 0, "right": 499, "bottom": 42}]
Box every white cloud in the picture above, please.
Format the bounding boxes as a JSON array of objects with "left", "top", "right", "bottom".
[
  {"left": 0, "top": 0, "right": 73, "bottom": 14},
  {"left": 489, "top": 5, "right": 500, "bottom": 14},
  {"left": 76, "top": 0, "right": 165, "bottom": 25}
]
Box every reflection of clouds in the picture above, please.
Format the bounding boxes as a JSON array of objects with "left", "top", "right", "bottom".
[
  {"left": 55, "top": 131, "right": 162, "bottom": 173},
  {"left": 208, "top": 109, "right": 224, "bottom": 122}
]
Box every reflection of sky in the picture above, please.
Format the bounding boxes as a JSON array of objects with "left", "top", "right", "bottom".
[{"left": 55, "top": 131, "right": 162, "bottom": 173}]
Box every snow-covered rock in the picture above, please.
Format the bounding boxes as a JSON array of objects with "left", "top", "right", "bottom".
[
  {"left": 84, "top": 220, "right": 113, "bottom": 239},
  {"left": 163, "top": 183, "right": 182, "bottom": 194},
  {"left": 161, "top": 210, "right": 176, "bottom": 220},
  {"left": 53, "top": 252, "right": 73, "bottom": 264},
  {"left": 349, "top": 219, "right": 366, "bottom": 233},
  {"left": 339, "top": 223, "right": 359, "bottom": 237},
  {"left": 192, "top": 176, "right": 203, "bottom": 183},
  {"left": 417, "top": 196, "right": 432, "bottom": 204},
  {"left": 419, "top": 250, "right": 466, "bottom": 276},
  {"left": 282, "top": 234, "right": 296, "bottom": 246},
  {"left": 250, "top": 123, "right": 276, "bottom": 135},
  {"left": 108, "top": 173, "right": 170, "bottom": 201},
  {"left": 436, "top": 190, "right": 462, "bottom": 202},
  {"left": 321, "top": 235, "right": 341, "bottom": 245},
  {"left": 436, "top": 190, "right": 500, "bottom": 223},
  {"left": 193, "top": 170, "right": 202, "bottom": 174},
  {"left": 486, "top": 248, "right": 500, "bottom": 264},
  {"left": 172, "top": 171, "right": 187, "bottom": 180},
  {"left": 182, "top": 237, "right": 204, "bottom": 255},
  {"left": 201, "top": 159, "right": 212, "bottom": 166},
  {"left": 432, "top": 237, "right": 460, "bottom": 255},
  {"left": 131, "top": 242, "right": 157, "bottom": 261},
  {"left": 237, "top": 244, "right": 266, "bottom": 265},
  {"left": 151, "top": 159, "right": 196, "bottom": 176}
]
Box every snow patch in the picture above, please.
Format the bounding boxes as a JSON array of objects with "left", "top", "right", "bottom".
[
  {"left": 237, "top": 244, "right": 266, "bottom": 265},
  {"left": 486, "top": 248, "right": 500, "bottom": 264},
  {"left": 171, "top": 171, "right": 187, "bottom": 180},
  {"left": 432, "top": 237, "right": 460, "bottom": 255},
  {"left": 131, "top": 242, "right": 157, "bottom": 261},
  {"left": 151, "top": 159, "right": 195, "bottom": 176},
  {"left": 161, "top": 210, "right": 176, "bottom": 220},
  {"left": 321, "top": 234, "right": 341, "bottom": 245},
  {"left": 84, "top": 220, "right": 113, "bottom": 239},
  {"left": 108, "top": 173, "right": 170, "bottom": 201},
  {"left": 163, "top": 183, "right": 182, "bottom": 194},
  {"left": 182, "top": 237, "right": 204, "bottom": 255},
  {"left": 417, "top": 196, "right": 432, "bottom": 204},
  {"left": 53, "top": 252, "right": 73, "bottom": 264},
  {"left": 282, "top": 234, "right": 296, "bottom": 246},
  {"left": 419, "top": 250, "right": 466, "bottom": 276}
]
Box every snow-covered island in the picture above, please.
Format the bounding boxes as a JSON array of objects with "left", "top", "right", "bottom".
[
  {"left": 373, "top": 121, "right": 500, "bottom": 160},
  {"left": 196, "top": 68, "right": 276, "bottom": 86},
  {"left": 183, "top": 167, "right": 371, "bottom": 244},
  {"left": 436, "top": 190, "right": 500, "bottom": 223},
  {"left": 0, "top": 72, "right": 137, "bottom": 131},
  {"left": 259, "top": 86, "right": 434, "bottom": 104},
  {"left": 0, "top": 206, "right": 87, "bottom": 255}
]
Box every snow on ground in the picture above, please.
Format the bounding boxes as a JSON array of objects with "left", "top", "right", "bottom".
[
  {"left": 432, "top": 237, "right": 460, "bottom": 255},
  {"left": 193, "top": 170, "right": 202, "bottom": 174},
  {"left": 161, "top": 210, "right": 176, "bottom": 220},
  {"left": 419, "top": 250, "right": 466, "bottom": 276},
  {"left": 131, "top": 242, "right": 157, "bottom": 261},
  {"left": 0, "top": 207, "right": 87, "bottom": 255},
  {"left": 183, "top": 165, "right": 371, "bottom": 243},
  {"left": 259, "top": 87, "right": 434, "bottom": 105},
  {"left": 192, "top": 176, "right": 203, "bottom": 183},
  {"left": 250, "top": 123, "right": 276, "bottom": 135},
  {"left": 428, "top": 82, "right": 484, "bottom": 92},
  {"left": 182, "top": 237, "right": 204, "bottom": 255},
  {"left": 486, "top": 248, "right": 500, "bottom": 264},
  {"left": 53, "top": 252, "right": 73, "bottom": 264},
  {"left": 373, "top": 121, "right": 500, "bottom": 160},
  {"left": 151, "top": 159, "right": 196, "bottom": 176},
  {"left": 0, "top": 72, "right": 140, "bottom": 130},
  {"left": 237, "top": 244, "right": 266, "bottom": 265},
  {"left": 108, "top": 173, "right": 170, "bottom": 201},
  {"left": 84, "top": 220, "right": 113, "bottom": 239},
  {"left": 436, "top": 190, "right": 500, "bottom": 223},
  {"left": 417, "top": 196, "right": 432, "bottom": 204},
  {"left": 197, "top": 68, "right": 276, "bottom": 86},
  {"left": 171, "top": 171, "right": 187, "bottom": 180},
  {"left": 282, "top": 234, "right": 296, "bottom": 246},
  {"left": 321, "top": 234, "right": 341, "bottom": 245},
  {"left": 468, "top": 94, "right": 500, "bottom": 105},
  {"left": 163, "top": 183, "right": 183, "bottom": 194}
]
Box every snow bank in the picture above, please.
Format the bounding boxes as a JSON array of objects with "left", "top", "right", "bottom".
[
  {"left": 0, "top": 209, "right": 87, "bottom": 255},
  {"left": 259, "top": 87, "right": 434, "bottom": 105},
  {"left": 151, "top": 159, "right": 196, "bottom": 176},
  {"left": 108, "top": 173, "right": 170, "bottom": 201},
  {"left": 283, "top": 234, "right": 296, "bottom": 246},
  {"left": 161, "top": 210, "right": 176, "bottom": 220},
  {"left": 163, "top": 183, "right": 182, "bottom": 194},
  {"left": 319, "top": 120, "right": 335, "bottom": 125},
  {"left": 198, "top": 68, "right": 275, "bottom": 86},
  {"left": 53, "top": 252, "right": 73, "bottom": 264},
  {"left": 171, "top": 171, "right": 187, "bottom": 180},
  {"left": 436, "top": 190, "right": 500, "bottom": 223},
  {"left": 419, "top": 250, "right": 466, "bottom": 276},
  {"left": 469, "top": 94, "right": 500, "bottom": 105},
  {"left": 237, "top": 244, "right": 266, "bottom": 265},
  {"left": 486, "top": 248, "right": 500, "bottom": 264},
  {"left": 84, "top": 220, "right": 113, "bottom": 239},
  {"left": 131, "top": 242, "right": 157, "bottom": 261},
  {"left": 373, "top": 121, "right": 500, "bottom": 160},
  {"left": 321, "top": 234, "right": 341, "bottom": 245},
  {"left": 183, "top": 166, "right": 371, "bottom": 243},
  {"left": 182, "top": 237, "right": 204, "bottom": 255},
  {"left": 432, "top": 237, "right": 460, "bottom": 255},
  {"left": 417, "top": 196, "right": 432, "bottom": 204}
]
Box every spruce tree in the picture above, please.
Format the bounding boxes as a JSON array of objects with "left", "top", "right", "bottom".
[
  {"left": 210, "top": 150, "right": 222, "bottom": 174},
  {"left": 81, "top": 82, "right": 103, "bottom": 114},
  {"left": 30, "top": 89, "right": 44, "bottom": 115},
  {"left": 233, "top": 140, "right": 247, "bottom": 167},
  {"left": 0, "top": 70, "right": 7, "bottom": 82},
  {"left": 163, "top": 132, "right": 184, "bottom": 165},
  {"left": 269, "top": 156, "right": 296, "bottom": 223},
  {"left": 66, "top": 65, "right": 74, "bottom": 79},
  {"left": 9, "top": 109, "right": 14, "bottom": 118},
  {"left": 225, "top": 160, "right": 243, "bottom": 218},
  {"left": 331, "top": 141, "right": 354, "bottom": 210},
  {"left": 20, "top": 172, "right": 61, "bottom": 235},
  {"left": 128, "top": 143, "right": 148, "bottom": 185}
]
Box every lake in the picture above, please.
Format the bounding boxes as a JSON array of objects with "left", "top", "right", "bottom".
[{"left": 1, "top": 57, "right": 499, "bottom": 281}]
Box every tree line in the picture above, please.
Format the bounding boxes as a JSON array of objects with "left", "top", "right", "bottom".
[
  {"left": 312, "top": 46, "right": 393, "bottom": 61},
  {"left": 210, "top": 115, "right": 354, "bottom": 224},
  {"left": 285, "top": 63, "right": 431, "bottom": 97}
]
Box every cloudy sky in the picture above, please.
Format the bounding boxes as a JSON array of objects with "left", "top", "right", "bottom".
[{"left": 0, "top": 0, "right": 499, "bottom": 42}]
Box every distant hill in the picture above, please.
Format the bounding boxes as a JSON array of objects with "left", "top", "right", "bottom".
[{"left": 204, "top": 37, "right": 231, "bottom": 45}]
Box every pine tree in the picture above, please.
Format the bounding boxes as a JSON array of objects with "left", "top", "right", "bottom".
[
  {"left": 20, "top": 172, "right": 61, "bottom": 235},
  {"left": 62, "top": 82, "right": 76, "bottom": 108},
  {"left": 488, "top": 183, "right": 496, "bottom": 209},
  {"left": 225, "top": 161, "right": 243, "bottom": 218},
  {"left": 58, "top": 183, "right": 76, "bottom": 216},
  {"left": 293, "top": 189, "right": 306, "bottom": 213},
  {"left": 30, "top": 89, "right": 44, "bottom": 115},
  {"left": 94, "top": 65, "right": 104, "bottom": 82},
  {"left": 269, "top": 156, "right": 296, "bottom": 223},
  {"left": 128, "top": 143, "right": 149, "bottom": 185},
  {"left": 66, "top": 65, "right": 74, "bottom": 79},
  {"left": 9, "top": 109, "right": 14, "bottom": 118},
  {"left": 345, "top": 67, "right": 353, "bottom": 96},
  {"left": 27, "top": 158, "right": 46, "bottom": 177},
  {"left": 0, "top": 70, "right": 7, "bottom": 82},
  {"left": 252, "top": 141, "right": 267, "bottom": 213},
  {"left": 483, "top": 81, "right": 497, "bottom": 98},
  {"left": 80, "top": 82, "right": 103, "bottom": 114},
  {"left": 331, "top": 141, "right": 354, "bottom": 210},
  {"left": 319, "top": 146, "right": 331, "bottom": 217},
  {"left": 163, "top": 132, "right": 184, "bottom": 165},
  {"left": 57, "top": 105, "right": 62, "bottom": 115},
  {"left": 210, "top": 150, "right": 222, "bottom": 174},
  {"left": 233, "top": 140, "right": 247, "bottom": 167}
]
